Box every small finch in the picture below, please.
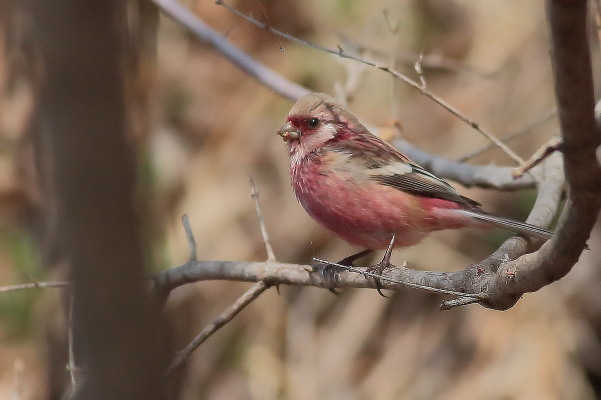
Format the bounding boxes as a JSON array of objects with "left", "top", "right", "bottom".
[{"left": 277, "top": 93, "right": 552, "bottom": 256}]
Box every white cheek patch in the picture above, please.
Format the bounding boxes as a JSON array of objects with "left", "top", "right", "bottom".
[
  {"left": 311, "top": 123, "right": 337, "bottom": 143},
  {"left": 301, "top": 123, "right": 336, "bottom": 149},
  {"left": 289, "top": 123, "right": 338, "bottom": 167}
]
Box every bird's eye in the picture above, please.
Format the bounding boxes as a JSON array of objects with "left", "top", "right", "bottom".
[{"left": 307, "top": 118, "right": 320, "bottom": 128}]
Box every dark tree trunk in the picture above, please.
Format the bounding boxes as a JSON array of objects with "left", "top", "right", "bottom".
[{"left": 29, "top": 1, "right": 164, "bottom": 398}]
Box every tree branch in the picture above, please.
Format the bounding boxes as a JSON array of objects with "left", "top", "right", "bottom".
[
  {"left": 493, "top": 0, "right": 601, "bottom": 288},
  {"left": 150, "top": 0, "right": 309, "bottom": 101},
  {"left": 456, "top": 108, "right": 557, "bottom": 163},
  {"left": 164, "top": 280, "right": 269, "bottom": 376},
  {"left": 0, "top": 281, "right": 70, "bottom": 292}
]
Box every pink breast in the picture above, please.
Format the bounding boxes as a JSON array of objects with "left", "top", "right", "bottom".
[{"left": 291, "top": 161, "right": 429, "bottom": 249}]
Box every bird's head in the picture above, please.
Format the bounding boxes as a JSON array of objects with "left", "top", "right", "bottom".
[{"left": 278, "top": 93, "right": 365, "bottom": 160}]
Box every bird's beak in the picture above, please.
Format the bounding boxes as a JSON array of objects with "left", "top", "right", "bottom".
[{"left": 277, "top": 121, "right": 301, "bottom": 142}]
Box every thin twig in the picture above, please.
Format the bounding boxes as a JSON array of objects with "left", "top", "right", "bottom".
[
  {"left": 513, "top": 136, "right": 563, "bottom": 178},
  {"left": 164, "top": 280, "right": 269, "bottom": 376},
  {"left": 457, "top": 108, "right": 557, "bottom": 162},
  {"left": 0, "top": 281, "right": 70, "bottom": 292},
  {"left": 338, "top": 33, "right": 495, "bottom": 78},
  {"left": 439, "top": 297, "right": 480, "bottom": 310},
  {"left": 181, "top": 214, "right": 197, "bottom": 262},
  {"left": 414, "top": 53, "right": 427, "bottom": 89},
  {"left": 67, "top": 292, "right": 78, "bottom": 390},
  {"left": 249, "top": 177, "right": 276, "bottom": 262},
  {"left": 215, "top": 0, "right": 524, "bottom": 164}
]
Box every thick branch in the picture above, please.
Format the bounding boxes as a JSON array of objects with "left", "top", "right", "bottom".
[{"left": 491, "top": 0, "right": 601, "bottom": 290}]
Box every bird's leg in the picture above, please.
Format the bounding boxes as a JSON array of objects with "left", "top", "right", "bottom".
[
  {"left": 338, "top": 249, "right": 374, "bottom": 266},
  {"left": 314, "top": 249, "right": 374, "bottom": 295},
  {"left": 366, "top": 235, "right": 396, "bottom": 297}
]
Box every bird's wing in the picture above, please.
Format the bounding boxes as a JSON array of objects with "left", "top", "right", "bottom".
[
  {"left": 326, "top": 135, "right": 480, "bottom": 207},
  {"left": 369, "top": 161, "right": 480, "bottom": 207}
]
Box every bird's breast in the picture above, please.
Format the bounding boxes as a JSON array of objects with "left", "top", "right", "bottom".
[{"left": 290, "top": 153, "right": 431, "bottom": 249}]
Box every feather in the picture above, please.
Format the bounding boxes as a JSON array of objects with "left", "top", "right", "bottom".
[
  {"left": 459, "top": 209, "right": 553, "bottom": 240},
  {"left": 368, "top": 162, "right": 480, "bottom": 207}
]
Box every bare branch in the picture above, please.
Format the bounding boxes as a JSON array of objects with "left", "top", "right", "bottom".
[
  {"left": 67, "top": 293, "right": 79, "bottom": 392},
  {"left": 164, "top": 281, "right": 269, "bottom": 376},
  {"left": 312, "top": 258, "right": 484, "bottom": 299},
  {"left": 414, "top": 54, "right": 427, "bottom": 89},
  {"left": 443, "top": 0, "right": 601, "bottom": 308},
  {"left": 337, "top": 33, "right": 494, "bottom": 78},
  {"left": 150, "top": 0, "right": 309, "bottom": 101},
  {"left": 457, "top": 108, "right": 557, "bottom": 163},
  {"left": 181, "top": 214, "right": 197, "bottom": 262},
  {"left": 513, "top": 136, "right": 562, "bottom": 178},
  {"left": 439, "top": 297, "right": 479, "bottom": 310},
  {"left": 495, "top": 0, "right": 601, "bottom": 288},
  {"left": 163, "top": 182, "right": 277, "bottom": 367},
  {"left": 249, "top": 178, "right": 276, "bottom": 262},
  {"left": 215, "top": 0, "right": 525, "bottom": 164},
  {"left": 0, "top": 281, "right": 70, "bottom": 292}
]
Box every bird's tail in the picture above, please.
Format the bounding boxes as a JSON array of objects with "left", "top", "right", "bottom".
[{"left": 461, "top": 209, "right": 553, "bottom": 240}]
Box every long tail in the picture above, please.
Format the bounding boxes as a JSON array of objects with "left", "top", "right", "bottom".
[{"left": 461, "top": 209, "right": 553, "bottom": 240}]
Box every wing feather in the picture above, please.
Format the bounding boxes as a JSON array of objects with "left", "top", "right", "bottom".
[{"left": 325, "top": 135, "right": 480, "bottom": 207}]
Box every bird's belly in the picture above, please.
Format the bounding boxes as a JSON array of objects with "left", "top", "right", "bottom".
[{"left": 293, "top": 171, "right": 431, "bottom": 249}]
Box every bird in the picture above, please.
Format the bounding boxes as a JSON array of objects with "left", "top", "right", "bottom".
[{"left": 277, "top": 93, "right": 552, "bottom": 286}]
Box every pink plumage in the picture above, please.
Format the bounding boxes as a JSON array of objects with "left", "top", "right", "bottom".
[{"left": 278, "top": 93, "right": 552, "bottom": 251}]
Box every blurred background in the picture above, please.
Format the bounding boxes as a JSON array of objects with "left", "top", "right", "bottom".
[{"left": 1, "top": 0, "right": 600, "bottom": 398}]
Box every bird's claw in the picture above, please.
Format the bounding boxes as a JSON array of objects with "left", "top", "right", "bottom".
[
  {"left": 367, "top": 235, "right": 396, "bottom": 297},
  {"left": 311, "top": 260, "right": 344, "bottom": 294},
  {"left": 366, "top": 262, "right": 389, "bottom": 297},
  {"left": 312, "top": 249, "right": 374, "bottom": 295}
]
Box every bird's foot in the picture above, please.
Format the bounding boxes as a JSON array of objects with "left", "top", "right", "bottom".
[
  {"left": 313, "top": 249, "right": 373, "bottom": 295},
  {"left": 366, "top": 235, "right": 396, "bottom": 297}
]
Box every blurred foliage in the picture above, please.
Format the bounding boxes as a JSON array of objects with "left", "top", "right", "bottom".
[{"left": 0, "top": 0, "right": 600, "bottom": 399}]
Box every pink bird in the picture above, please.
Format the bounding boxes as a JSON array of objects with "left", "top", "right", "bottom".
[{"left": 277, "top": 93, "right": 551, "bottom": 286}]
